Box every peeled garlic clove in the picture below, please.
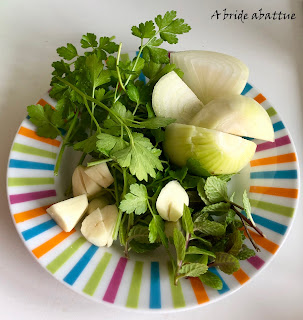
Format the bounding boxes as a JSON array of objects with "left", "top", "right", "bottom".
[
  {"left": 156, "top": 180, "right": 189, "bottom": 222},
  {"left": 72, "top": 166, "right": 86, "bottom": 197},
  {"left": 84, "top": 163, "right": 114, "bottom": 188},
  {"left": 87, "top": 195, "right": 111, "bottom": 214},
  {"left": 81, "top": 205, "right": 118, "bottom": 247},
  {"left": 72, "top": 166, "right": 103, "bottom": 198},
  {"left": 165, "top": 220, "right": 181, "bottom": 239},
  {"left": 81, "top": 208, "right": 108, "bottom": 247},
  {"left": 46, "top": 194, "right": 88, "bottom": 232}
]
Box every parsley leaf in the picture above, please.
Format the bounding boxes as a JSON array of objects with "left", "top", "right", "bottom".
[
  {"left": 96, "top": 133, "right": 127, "bottom": 156},
  {"left": 119, "top": 183, "right": 148, "bottom": 215},
  {"left": 113, "top": 133, "right": 163, "bottom": 181},
  {"left": 57, "top": 43, "right": 78, "bottom": 60},
  {"left": 73, "top": 134, "right": 98, "bottom": 154},
  {"left": 131, "top": 20, "right": 156, "bottom": 39},
  {"left": 86, "top": 54, "right": 111, "bottom": 88},
  {"left": 81, "top": 33, "right": 98, "bottom": 48}
]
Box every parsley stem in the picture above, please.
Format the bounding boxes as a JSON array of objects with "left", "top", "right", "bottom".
[
  {"left": 83, "top": 97, "right": 101, "bottom": 132},
  {"left": 54, "top": 108, "right": 80, "bottom": 176},
  {"left": 87, "top": 158, "right": 113, "bottom": 167},
  {"left": 116, "top": 43, "right": 126, "bottom": 93}
]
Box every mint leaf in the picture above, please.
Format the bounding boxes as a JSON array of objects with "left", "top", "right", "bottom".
[
  {"left": 182, "top": 205, "right": 194, "bottom": 234},
  {"left": 149, "top": 215, "right": 168, "bottom": 247},
  {"left": 130, "top": 240, "right": 160, "bottom": 253},
  {"left": 119, "top": 215, "right": 128, "bottom": 246},
  {"left": 173, "top": 228, "right": 186, "bottom": 262},
  {"left": 202, "top": 202, "right": 230, "bottom": 216},
  {"left": 186, "top": 246, "right": 216, "bottom": 258},
  {"left": 73, "top": 134, "right": 98, "bottom": 154},
  {"left": 197, "top": 178, "right": 211, "bottom": 205},
  {"left": 128, "top": 225, "right": 150, "bottom": 243},
  {"left": 113, "top": 133, "right": 163, "bottom": 181},
  {"left": 190, "top": 234, "right": 212, "bottom": 248},
  {"left": 225, "top": 209, "right": 236, "bottom": 225},
  {"left": 215, "top": 252, "right": 240, "bottom": 274},
  {"left": 179, "top": 263, "right": 208, "bottom": 277},
  {"left": 81, "top": 33, "right": 98, "bottom": 48},
  {"left": 237, "top": 245, "right": 256, "bottom": 260},
  {"left": 204, "top": 176, "right": 228, "bottom": 203},
  {"left": 131, "top": 20, "right": 156, "bottom": 38},
  {"left": 119, "top": 184, "right": 148, "bottom": 215},
  {"left": 228, "top": 230, "right": 243, "bottom": 256},
  {"left": 194, "top": 220, "right": 226, "bottom": 237},
  {"left": 184, "top": 254, "right": 208, "bottom": 264},
  {"left": 57, "top": 43, "right": 78, "bottom": 60},
  {"left": 243, "top": 190, "right": 255, "bottom": 226},
  {"left": 217, "top": 174, "right": 235, "bottom": 182},
  {"left": 186, "top": 158, "right": 211, "bottom": 177},
  {"left": 199, "top": 271, "right": 223, "bottom": 290}
]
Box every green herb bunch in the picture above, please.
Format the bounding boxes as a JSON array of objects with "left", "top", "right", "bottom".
[{"left": 27, "top": 11, "right": 265, "bottom": 289}]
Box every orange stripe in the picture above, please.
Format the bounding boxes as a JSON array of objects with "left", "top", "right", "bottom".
[
  {"left": 250, "top": 186, "right": 298, "bottom": 198},
  {"left": 18, "top": 126, "right": 61, "bottom": 147},
  {"left": 189, "top": 278, "right": 209, "bottom": 304},
  {"left": 233, "top": 268, "right": 249, "bottom": 285},
  {"left": 32, "top": 229, "right": 75, "bottom": 258},
  {"left": 243, "top": 229, "right": 279, "bottom": 254},
  {"left": 254, "top": 94, "right": 266, "bottom": 104},
  {"left": 36, "top": 98, "right": 55, "bottom": 109},
  {"left": 250, "top": 153, "right": 297, "bottom": 167},
  {"left": 13, "top": 205, "right": 50, "bottom": 223}
]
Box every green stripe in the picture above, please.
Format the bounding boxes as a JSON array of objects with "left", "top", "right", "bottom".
[
  {"left": 83, "top": 252, "right": 112, "bottom": 296},
  {"left": 46, "top": 237, "right": 86, "bottom": 274},
  {"left": 126, "top": 261, "right": 144, "bottom": 308},
  {"left": 8, "top": 177, "right": 54, "bottom": 186},
  {"left": 266, "top": 107, "right": 277, "bottom": 117},
  {"left": 168, "top": 262, "right": 186, "bottom": 308},
  {"left": 12, "top": 143, "right": 57, "bottom": 159},
  {"left": 250, "top": 198, "right": 294, "bottom": 217}
]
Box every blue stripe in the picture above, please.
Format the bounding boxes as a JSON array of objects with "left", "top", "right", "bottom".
[
  {"left": 150, "top": 262, "right": 161, "bottom": 308},
  {"left": 273, "top": 121, "right": 285, "bottom": 132},
  {"left": 22, "top": 219, "right": 57, "bottom": 240},
  {"left": 64, "top": 245, "right": 98, "bottom": 285},
  {"left": 251, "top": 213, "right": 287, "bottom": 235},
  {"left": 241, "top": 83, "right": 252, "bottom": 95},
  {"left": 209, "top": 267, "right": 229, "bottom": 294},
  {"left": 250, "top": 170, "right": 297, "bottom": 179},
  {"left": 9, "top": 159, "right": 55, "bottom": 171}
]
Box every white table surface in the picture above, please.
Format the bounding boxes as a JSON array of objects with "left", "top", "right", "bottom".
[{"left": 1, "top": 0, "right": 303, "bottom": 319}]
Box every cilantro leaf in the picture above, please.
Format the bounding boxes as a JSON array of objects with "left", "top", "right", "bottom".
[
  {"left": 81, "top": 33, "right": 98, "bottom": 48},
  {"left": 204, "top": 176, "right": 228, "bottom": 203},
  {"left": 214, "top": 252, "right": 240, "bottom": 274},
  {"left": 182, "top": 205, "right": 194, "bottom": 234},
  {"left": 179, "top": 263, "right": 208, "bottom": 277},
  {"left": 119, "top": 183, "right": 148, "bottom": 215},
  {"left": 199, "top": 271, "right": 223, "bottom": 290},
  {"left": 113, "top": 133, "right": 163, "bottom": 181},
  {"left": 173, "top": 228, "right": 186, "bottom": 262},
  {"left": 131, "top": 20, "right": 156, "bottom": 39},
  {"left": 57, "top": 43, "right": 78, "bottom": 60}
]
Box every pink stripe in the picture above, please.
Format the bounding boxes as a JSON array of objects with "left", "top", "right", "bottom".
[
  {"left": 103, "top": 257, "right": 128, "bottom": 303},
  {"left": 9, "top": 190, "right": 57, "bottom": 204},
  {"left": 247, "top": 256, "right": 265, "bottom": 269},
  {"left": 256, "top": 136, "right": 291, "bottom": 152}
]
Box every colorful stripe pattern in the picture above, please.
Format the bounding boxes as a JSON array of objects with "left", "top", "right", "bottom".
[{"left": 6, "top": 80, "right": 299, "bottom": 309}]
